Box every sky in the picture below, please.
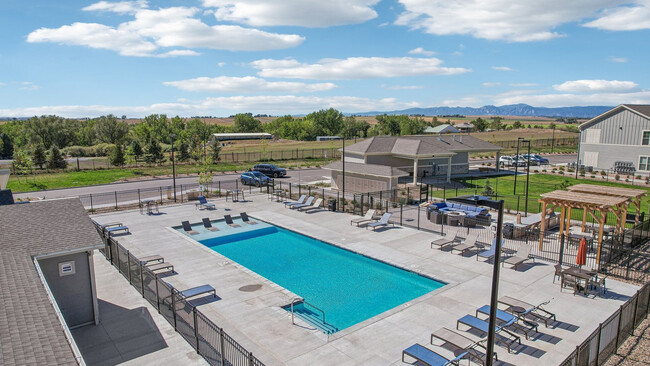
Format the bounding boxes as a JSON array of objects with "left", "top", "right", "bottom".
[{"left": 1, "top": 0, "right": 649, "bottom": 118}]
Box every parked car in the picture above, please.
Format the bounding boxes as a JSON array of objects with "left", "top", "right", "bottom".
[
  {"left": 530, "top": 154, "right": 549, "bottom": 165},
  {"left": 253, "top": 164, "right": 287, "bottom": 178},
  {"left": 240, "top": 171, "right": 271, "bottom": 186},
  {"left": 499, "top": 156, "right": 527, "bottom": 167}
]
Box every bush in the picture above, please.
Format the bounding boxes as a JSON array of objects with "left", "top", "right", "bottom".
[
  {"left": 600, "top": 171, "right": 607, "bottom": 176},
  {"left": 63, "top": 143, "right": 115, "bottom": 157},
  {"left": 615, "top": 174, "right": 620, "bottom": 181}
]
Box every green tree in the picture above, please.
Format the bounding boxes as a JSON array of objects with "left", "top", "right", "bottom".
[
  {"left": 13, "top": 149, "right": 34, "bottom": 183},
  {"left": 489, "top": 117, "right": 503, "bottom": 130},
  {"left": 400, "top": 116, "right": 427, "bottom": 135},
  {"left": 129, "top": 140, "right": 144, "bottom": 160},
  {"left": 177, "top": 142, "right": 191, "bottom": 162},
  {"left": 23, "top": 115, "right": 77, "bottom": 149},
  {"left": 0, "top": 133, "right": 14, "bottom": 159},
  {"left": 209, "top": 140, "right": 222, "bottom": 162},
  {"left": 144, "top": 141, "right": 165, "bottom": 165},
  {"left": 233, "top": 113, "right": 262, "bottom": 133},
  {"left": 473, "top": 117, "right": 487, "bottom": 132},
  {"left": 31, "top": 144, "right": 47, "bottom": 169},
  {"left": 95, "top": 114, "right": 130, "bottom": 144},
  {"left": 481, "top": 179, "right": 495, "bottom": 196},
  {"left": 47, "top": 146, "right": 68, "bottom": 170},
  {"left": 109, "top": 144, "right": 125, "bottom": 167},
  {"left": 512, "top": 121, "right": 523, "bottom": 129},
  {"left": 376, "top": 114, "right": 402, "bottom": 135},
  {"left": 307, "top": 108, "right": 344, "bottom": 136}
]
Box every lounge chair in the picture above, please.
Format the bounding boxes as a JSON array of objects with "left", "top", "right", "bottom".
[
  {"left": 240, "top": 212, "right": 257, "bottom": 224},
  {"left": 224, "top": 215, "right": 240, "bottom": 227},
  {"left": 196, "top": 195, "right": 216, "bottom": 210},
  {"left": 103, "top": 222, "right": 130, "bottom": 235},
  {"left": 351, "top": 209, "right": 378, "bottom": 226},
  {"left": 284, "top": 194, "right": 306, "bottom": 208},
  {"left": 498, "top": 296, "right": 555, "bottom": 327},
  {"left": 290, "top": 196, "right": 314, "bottom": 210},
  {"left": 456, "top": 315, "right": 520, "bottom": 352},
  {"left": 476, "top": 238, "right": 504, "bottom": 262},
  {"left": 299, "top": 198, "right": 323, "bottom": 212},
  {"left": 139, "top": 255, "right": 164, "bottom": 265},
  {"left": 182, "top": 221, "right": 199, "bottom": 235},
  {"left": 450, "top": 232, "right": 481, "bottom": 255},
  {"left": 476, "top": 305, "right": 538, "bottom": 340},
  {"left": 431, "top": 327, "right": 495, "bottom": 365},
  {"left": 179, "top": 284, "right": 216, "bottom": 299},
  {"left": 402, "top": 343, "right": 467, "bottom": 366},
  {"left": 502, "top": 245, "right": 534, "bottom": 270},
  {"left": 430, "top": 227, "right": 460, "bottom": 249},
  {"left": 202, "top": 218, "right": 219, "bottom": 231},
  {"left": 366, "top": 213, "right": 394, "bottom": 231}
]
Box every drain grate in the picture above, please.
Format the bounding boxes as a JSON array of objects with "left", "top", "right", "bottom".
[{"left": 238, "top": 284, "right": 262, "bottom": 292}]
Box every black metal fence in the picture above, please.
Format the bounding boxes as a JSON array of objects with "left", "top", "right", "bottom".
[
  {"left": 560, "top": 282, "right": 650, "bottom": 366},
  {"left": 96, "top": 223, "right": 265, "bottom": 366},
  {"left": 489, "top": 137, "right": 578, "bottom": 149}
]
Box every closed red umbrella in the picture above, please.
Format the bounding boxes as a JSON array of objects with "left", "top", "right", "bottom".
[{"left": 576, "top": 237, "right": 588, "bottom": 269}]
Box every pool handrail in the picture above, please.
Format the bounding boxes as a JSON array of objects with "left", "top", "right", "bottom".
[{"left": 290, "top": 297, "right": 326, "bottom": 326}]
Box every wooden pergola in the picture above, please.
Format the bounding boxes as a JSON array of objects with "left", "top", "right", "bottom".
[
  {"left": 538, "top": 189, "right": 630, "bottom": 263},
  {"left": 567, "top": 184, "right": 647, "bottom": 228}
]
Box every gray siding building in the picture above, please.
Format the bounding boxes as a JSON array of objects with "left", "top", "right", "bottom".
[{"left": 579, "top": 104, "right": 650, "bottom": 172}]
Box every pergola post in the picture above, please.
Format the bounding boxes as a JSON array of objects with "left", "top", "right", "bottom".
[
  {"left": 558, "top": 206, "right": 566, "bottom": 241},
  {"left": 413, "top": 158, "right": 419, "bottom": 185},
  {"left": 621, "top": 204, "right": 628, "bottom": 232},
  {"left": 581, "top": 209, "right": 588, "bottom": 232},
  {"left": 539, "top": 201, "right": 547, "bottom": 250},
  {"left": 596, "top": 211, "right": 606, "bottom": 264},
  {"left": 565, "top": 207, "right": 572, "bottom": 237}
]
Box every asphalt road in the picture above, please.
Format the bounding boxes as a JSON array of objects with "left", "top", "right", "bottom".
[{"left": 13, "top": 168, "right": 331, "bottom": 200}]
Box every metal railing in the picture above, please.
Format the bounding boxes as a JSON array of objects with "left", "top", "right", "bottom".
[
  {"left": 560, "top": 282, "right": 650, "bottom": 366},
  {"left": 289, "top": 298, "right": 326, "bottom": 326},
  {"left": 95, "top": 223, "right": 265, "bottom": 366}
]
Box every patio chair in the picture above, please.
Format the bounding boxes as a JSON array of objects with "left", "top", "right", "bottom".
[
  {"left": 561, "top": 274, "right": 579, "bottom": 295},
  {"left": 197, "top": 195, "right": 216, "bottom": 210},
  {"left": 202, "top": 218, "right": 219, "bottom": 231},
  {"left": 366, "top": 213, "right": 394, "bottom": 231},
  {"left": 456, "top": 315, "right": 521, "bottom": 353},
  {"left": 430, "top": 227, "right": 460, "bottom": 249},
  {"left": 284, "top": 194, "right": 306, "bottom": 208},
  {"left": 498, "top": 296, "right": 556, "bottom": 327},
  {"left": 476, "top": 305, "right": 538, "bottom": 340},
  {"left": 402, "top": 343, "right": 468, "bottom": 366},
  {"left": 179, "top": 284, "right": 217, "bottom": 299},
  {"left": 502, "top": 246, "right": 534, "bottom": 270},
  {"left": 351, "top": 209, "right": 378, "bottom": 226},
  {"left": 431, "top": 327, "right": 496, "bottom": 365},
  {"left": 240, "top": 212, "right": 257, "bottom": 224},
  {"left": 299, "top": 198, "right": 323, "bottom": 212},
  {"left": 450, "top": 232, "right": 480, "bottom": 255},
  {"left": 553, "top": 264, "right": 564, "bottom": 283},
  {"left": 588, "top": 275, "right": 607, "bottom": 296},
  {"left": 182, "top": 221, "right": 199, "bottom": 235},
  {"left": 290, "top": 196, "right": 314, "bottom": 210},
  {"left": 476, "top": 238, "right": 504, "bottom": 262},
  {"left": 224, "top": 215, "right": 240, "bottom": 227}
]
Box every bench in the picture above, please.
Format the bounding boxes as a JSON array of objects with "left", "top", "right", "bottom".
[
  {"left": 102, "top": 223, "right": 129, "bottom": 235},
  {"left": 146, "top": 262, "right": 174, "bottom": 273},
  {"left": 139, "top": 255, "right": 164, "bottom": 265},
  {"left": 180, "top": 285, "right": 216, "bottom": 299}
]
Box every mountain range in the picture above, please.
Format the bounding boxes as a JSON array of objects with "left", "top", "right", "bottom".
[{"left": 352, "top": 104, "right": 612, "bottom": 119}]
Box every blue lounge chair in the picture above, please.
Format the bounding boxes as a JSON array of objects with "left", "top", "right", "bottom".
[
  {"left": 240, "top": 212, "right": 257, "bottom": 224},
  {"left": 402, "top": 343, "right": 467, "bottom": 366},
  {"left": 202, "top": 218, "right": 219, "bottom": 231},
  {"left": 284, "top": 194, "right": 306, "bottom": 208},
  {"left": 103, "top": 223, "right": 129, "bottom": 235},
  {"left": 182, "top": 221, "right": 199, "bottom": 235},
  {"left": 456, "top": 315, "right": 520, "bottom": 352},
  {"left": 476, "top": 305, "right": 538, "bottom": 339},
  {"left": 224, "top": 215, "right": 240, "bottom": 227},
  {"left": 476, "top": 238, "right": 504, "bottom": 261},
  {"left": 290, "top": 196, "right": 314, "bottom": 210},
  {"left": 180, "top": 284, "right": 216, "bottom": 299},
  {"left": 197, "top": 196, "right": 216, "bottom": 210},
  {"left": 366, "top": 213, "right": 394, "bottom": 231}
]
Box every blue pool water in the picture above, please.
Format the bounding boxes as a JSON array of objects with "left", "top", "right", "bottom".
[{"left": 191, "top": 221, "right": 445, "bottom": 332}]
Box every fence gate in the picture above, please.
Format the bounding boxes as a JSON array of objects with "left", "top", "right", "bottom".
[{"left": 419, "top": 184, "right": 428, "bottom": 203}]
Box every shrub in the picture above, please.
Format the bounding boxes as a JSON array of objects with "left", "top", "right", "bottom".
[
  {"left": 615, "top": 174, "right": 620, "bottom": 181},
  {"left": 590, "top": 175, "right": 596, "bottom": 178},
  {"left": 600, "top": 171, "right": 606, "bottom": 176}
]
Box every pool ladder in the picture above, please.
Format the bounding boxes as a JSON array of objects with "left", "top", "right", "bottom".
[{"left": 290, "top": 297, "right": 326, "bottom": 326}]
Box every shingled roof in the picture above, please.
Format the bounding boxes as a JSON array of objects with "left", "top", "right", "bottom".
[
  {"left": 0, "top": 198, "right": 103, "bottom": 366},
  {"left": 323, "top": 161, "right": 409, "bottom": 177},
  {"left": 344, "top": 135, "right": 501, "bottom": 156}
]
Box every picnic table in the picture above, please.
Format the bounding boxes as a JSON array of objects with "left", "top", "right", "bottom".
[
  {"left": 562, "top": 267, "right": 597, "bottom": 295},
  {"left": 226, "top": 189, "right": 245, "bottom": 202}
]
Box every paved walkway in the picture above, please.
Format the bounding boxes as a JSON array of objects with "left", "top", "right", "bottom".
[
  {"left": 70, "top": 252, "right": 207, "bottom": 366},
  {"left": 91, "top": 194, "right": 639, "bottom": 365}
]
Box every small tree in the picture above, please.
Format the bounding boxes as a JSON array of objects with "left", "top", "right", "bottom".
[
  {"left": 209, "top": 140, "right": 221, "bottom": 162},
  {"left": 13, "top": 149, "right": 34, "bottom": 183},
  {"left": 47, "top": 146, "right": 67, "bottom": 170},
  {"left": 109, "top": 144, "right": 125, "bottom": 167},
  {"left": 32, "top": 144, "right": 47, "bottom": 169},
  {"left": 177, "top": 142, "right": 191, "bottom": 162},
  {"left": 130, "top": 140, "right": 144, "bottom": 161},
  {"left": 145, "top": 141, "right": 165, "bottom": 165},
  {"left": 481, "top": 179, "right": 495, "bottom": 196},
  {"left": 0, "top": 133, "right": 14, "bottom": 159}
]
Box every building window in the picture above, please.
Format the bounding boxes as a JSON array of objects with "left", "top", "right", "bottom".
[
  {"left": 640, "top": 156, "right": 649, "bottom": 171},
  {"left": 642, "top": 131, "right": 650, "bottom": 145}
]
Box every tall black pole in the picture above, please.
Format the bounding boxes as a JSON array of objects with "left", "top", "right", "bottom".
[
  {"left": 486, "top": 200, "right": 505, "bottom": 366},
  {"left": 342, "top": 137, "right": 345, "bottom": 212},
  {"left": 171, "top": 134, "right": 177, "bottom": 202},
  {"left": 551, "top": 125, "right": 556, "bottom": 153},
  {"left": 524, "top": 141, "right": 531, "bottom": 217},
  {"left": 513, "top": 137, "right": 523, "bottom": 194}
]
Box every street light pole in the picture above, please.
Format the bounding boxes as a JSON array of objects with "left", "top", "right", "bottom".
[
  {"left": 524, "top": 140, "right": 531, "bottom": 217},
  {"left": 171, "top": 134, "right": 177, "bottom": 202},
  {"left": 513, "top": 137, "right": 524, "bottom": 195},
  {"left": 486, "top": 199, "right": 505, "bottom": 366},
  {"left": 551, "top": 124, "right": 556, "bottom": 153}
]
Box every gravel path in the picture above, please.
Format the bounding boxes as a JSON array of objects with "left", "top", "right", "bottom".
[{"left": 605, "top": 316, "right": 650, "bottom": 366}]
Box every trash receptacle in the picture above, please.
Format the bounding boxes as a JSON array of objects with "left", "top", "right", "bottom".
[{"left": 328, "top": 199, "right": 337, "bottom": 211}]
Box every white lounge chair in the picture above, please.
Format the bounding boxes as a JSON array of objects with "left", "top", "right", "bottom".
[
  {"left": 366, "top": 213, "right": 394, "bottom": 231},
  {"left": 299, "top": 198, "right": 323, "bottom": 212},
  {"left": 351, "top": 209, "right": 378, "bottom": 226}
]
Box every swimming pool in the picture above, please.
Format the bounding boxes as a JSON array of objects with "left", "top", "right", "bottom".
[{"left": 185, "top": 219, "right": 445, "bottom": 333}]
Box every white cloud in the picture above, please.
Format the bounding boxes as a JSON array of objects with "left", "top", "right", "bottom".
[
  {"left": 408, "top": 47, "right": 435, "bottom": 56},
  {"left": 27, "top": 5, "right": 304, "bottom": 57},
  {"left": 553, "top": 79, "right": 639, "bottom": 93},
  {"left": 494, "top": 90, "right": 650, "bottom": 107},
  {"left": 0, "top": 82, "right": 6, "bottom": 87},
  {"left": 608, "top": 57, "right": 628, "bottom": 63},
  {"left": 583, "top": 1, "right": 650, "bottom": 31},
  {"left": 492, "top": 66, "right": 513, "bottom": 71},
  {"left": 395, "top": 0, "right": 617, "bottom": 42},
  {"left": 0, "top": 95, "right": 420, "bottom": 118},
  {"left": 510, "top": 83, "right": 537, "bottom": 87},
  {"left": 203, "top": 0, "right": 379, "bottom": 27},
  {"left": 20, "top": 82, "right": 39, "bottom": 91},
  {"left": 440, "top": 96, "right": 484, "bottom": 107},
  {"left": 164, "top": 76, "right": 337, "bottom": 93},
  {"left": 250, "top": 57, "right": 470, "bottom": 80},
  {"left": 482, "top": 82, "right": 501, "bottom": 87},
  {"left": 382, "top": 84, "right": 425, "bottom": 90},
  {"left": 217, "top": 62, "right": 226, "bottom": 67},
  {"left": 82, "top": 0, "right": 148, "bottom": 14}
]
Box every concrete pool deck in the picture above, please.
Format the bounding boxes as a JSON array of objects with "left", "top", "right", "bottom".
[{"left": 92, "top": 194, "right": 640, "bottom": 365}]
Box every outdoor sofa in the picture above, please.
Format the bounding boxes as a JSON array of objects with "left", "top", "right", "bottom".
[{"left": 427, "top": 202, "right": 491, "bottom": 226}]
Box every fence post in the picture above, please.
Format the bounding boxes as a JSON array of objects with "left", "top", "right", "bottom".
[
  {"left": 127, "top": 252, "right": 131, "bottom": 283},
  {"left": 595, "top": 323, "right": 602, "bottom": 365},
  {"left": 249, "top": 351, "right": 254, "bottom": 366},
  {"left": 172, "top": 289, "right": 177, "bottom": 330},
  {"left": 615, "top": 306, "right": 623, "bottom": 348},
  {"left": 400, "top": 203, "right": 403, "bottom": 226},
  {"left": 218, "top": 181, "right": 221, "bottom": 196},
  {"left": 155, "top": 276, "right": 160, "bottom": 312},
  {"left": 159, "top": 186, "right": 163, "bottom": 203},
  {"left": 138, "top": 189, "right": 141, "bottom": 207},
  {"left": 90, "top": 194, "right": 94, "bottom": 211},
  {"left": 360, "top": 194, "right": 364, "bottom": 215},
  {"left": 289, "top": 182, "right": 293, "bottom": 199},
  {"left": 337, "top": 191, "right": 340, "bottom": 212},
  {"left": 417, "top": 206, "right": 420, "bottom": 230},
  {"left": 193, "top": 307, "right": 200, "bottom": 353},
  {"left": 219, "top": 328, "right": 226, "bottom": 365},
  {"left": 140, "top": 263, "right": 145, "bottom": 297},
  {"left": 115, "top": 191, "right": 118, "bottom": 210},
  {"left": 443, "top": 186, "right": 446, "bottom": 200}
]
